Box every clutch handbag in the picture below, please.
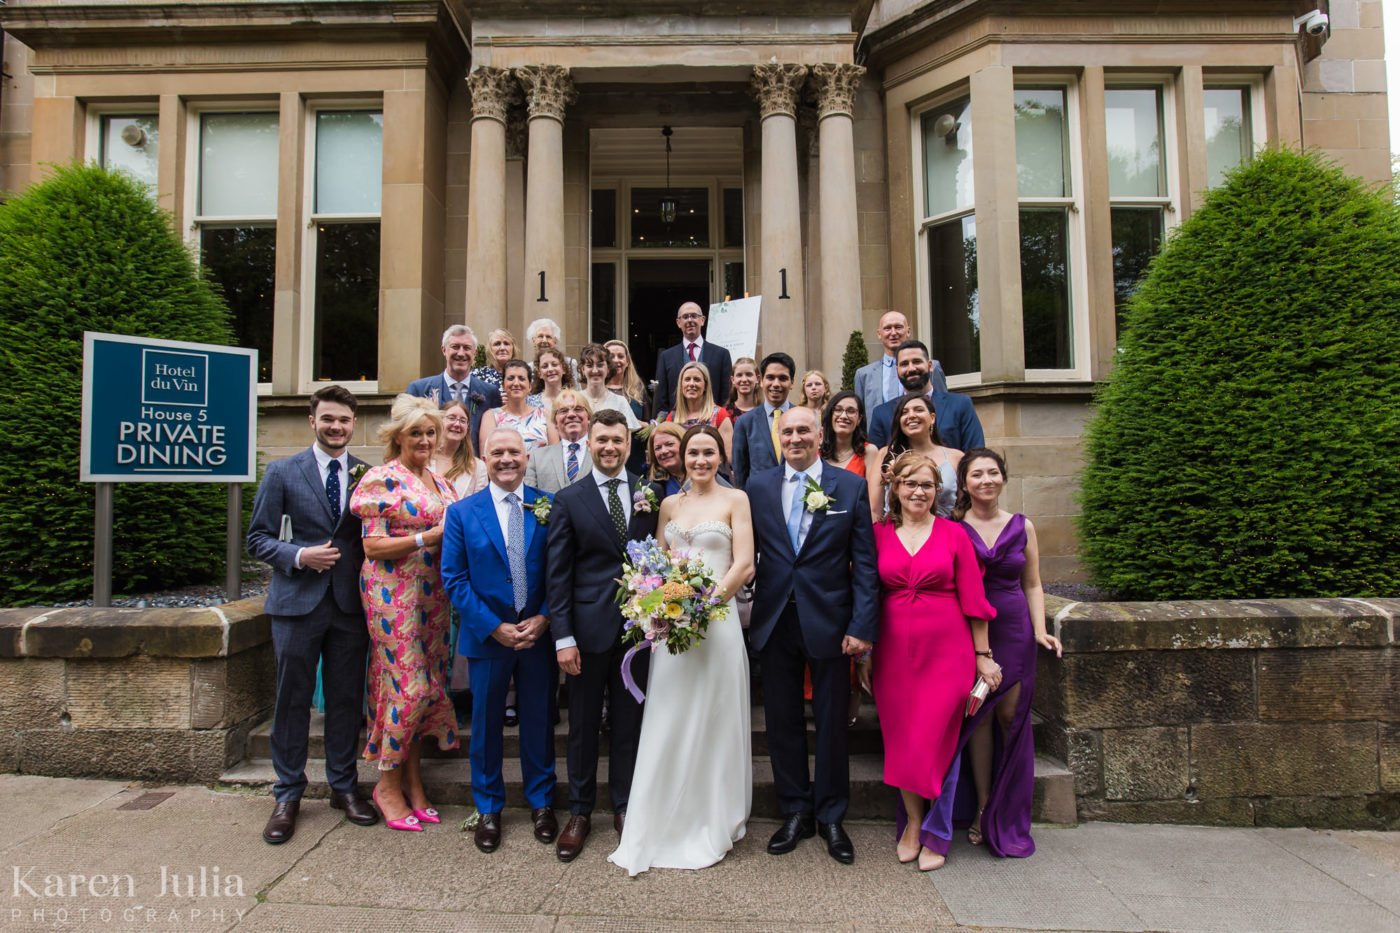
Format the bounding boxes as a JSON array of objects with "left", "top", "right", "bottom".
[{"left": 966, "top": 677, "right": 991, "bottom": 718}]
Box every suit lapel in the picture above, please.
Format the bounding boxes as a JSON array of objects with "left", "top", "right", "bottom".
[
  {"left": 522, "top": 487, "right": 540, "bottom": 555},
  {"left": 475, "top": 490, "right": 508, "bottom": 564},
  {"left": 802, "top": 468, "right": 842, "bottom": 549},
  {"left": 298, "top": 450, "right": 335, "bottom": 523},
  {"left": 761, "top": 469, "right": 798, "bottom": 559}
]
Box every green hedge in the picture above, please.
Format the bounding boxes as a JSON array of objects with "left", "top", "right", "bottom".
[
  {"left": 1078, "top": 149, "right": 1400, "bottom": 599},
  {"left": 0, "top": 164, "right": 236, "bottom": 604},
  {"left": 841, "top": 330, "right": 867, "bottom": 392}
]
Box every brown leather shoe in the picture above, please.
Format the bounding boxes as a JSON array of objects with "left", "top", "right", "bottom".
[
  {"left": 532, "top": 807, "right": 558, "bottom": 843},
  {"left": 329, "top": 790, "right": 380, "bottom": 826},
  {"left": 474, "top": 812, "right": 502, "bottom": 853},
  {"left": 262, "top": 800, "right": 299, "bottom": 845},
  {"left": 613, "top": 811, "right": 626, "bottom": 835},
  {"left": 556, "top": 814, "right": 590, "bottom": 862}
]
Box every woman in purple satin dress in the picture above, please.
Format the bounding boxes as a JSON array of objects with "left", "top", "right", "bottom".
[{"left": 953, "top": 448, "right": 1062, "bottom": 858}]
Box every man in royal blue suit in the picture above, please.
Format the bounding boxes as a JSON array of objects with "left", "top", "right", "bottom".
[
  {"left": 406, "top": 324, "right": 501, "bottom": 446},
  {"left": 441, "top": 427, "right": 557, "bottom": 853},
  {"left": 747, "top": 406, "right": 879, "bottom": 864},
  {"left": 867, "top": 339, "right": 984, "bottom": 452},
  {"left": 730, "top": 351, "right": 795, "bottom": 488},
  {"left": 652, "top": 301, "right": 733, "bottom": 418}
]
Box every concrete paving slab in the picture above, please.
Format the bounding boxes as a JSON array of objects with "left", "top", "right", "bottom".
[
  {"left": 236, "top": 904, "right": 555, "bottom": 931},
  {"left": 0, "top": 775, "right": 130, "bottom": 852},
  {"left": 1255, "top": 827, "right": 1400, "bottom": 916},
  {"left": 0, "top": 787, "right": 342, "bottom": 932},
  {"left": 1335, "top": 829, "right": 1400, "bottom": 874},
  {"left": 1116, "top": 892, "right": 1400, "bottom": 933}
]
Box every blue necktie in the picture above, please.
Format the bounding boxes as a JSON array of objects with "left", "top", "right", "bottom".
[
  {"left": 325, "top": 459, "right": 342, "bottom": 524},
  {"left": 787, "top": 471, "right": 808, "bottom": 553},
  {"left": 505, "top": 492, "right": 527, "bottom": 612},
  {"left": 566, "top": 442, "right": 580, "bottom": 482}
]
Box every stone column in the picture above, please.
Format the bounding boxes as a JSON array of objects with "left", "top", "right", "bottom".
[
  {"left": 465, "top": 67, "right": 517, "bottom": 335},
  {"left": 515, "top": 65, "right": 576, "bottom": 328},
  {"left": 750, "top": 63, "right": 808, "bottom": 361},
  {"left": 810, "top": 63, "right": 866, "bottom": 377}
]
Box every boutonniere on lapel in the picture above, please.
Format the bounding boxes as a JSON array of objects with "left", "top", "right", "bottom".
[
  {"left": 530, "top": 494, "right": 553, "bottom": 524},
  {"left": 348, "top": 463, "right": 368, "bottom": 489},
  {"left": 632, "top": 486, "right": 659, "bottom": 514},
  {"left": 801, "top": 476, "right": 832, "bottom": 514},
  {"left": 469, "top": 390, "right": 486, "bottom": 412}
]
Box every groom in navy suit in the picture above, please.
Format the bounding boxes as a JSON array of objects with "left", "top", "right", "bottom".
[
  {"left": 747, "top": 406, "right": 879, "bottom": 864},
  {"left": 441, "top": 427, "right": 557, "bottom": 854}
]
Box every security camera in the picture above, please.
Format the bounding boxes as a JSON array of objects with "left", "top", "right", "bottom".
[{"left": 1293, "top": 10, "right": 1329, "bottom": 37}]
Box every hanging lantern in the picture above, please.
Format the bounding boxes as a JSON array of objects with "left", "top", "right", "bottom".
[{"left": 659, "top": 126, "right": 677, "bottom": 226}]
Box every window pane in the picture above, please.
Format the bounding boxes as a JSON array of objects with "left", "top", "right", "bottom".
[
  {"left": 921, "top": 98, "right": 974, "bottom": 218},
  {"left": 199, "top": 113, "right": 279, "bottom": 218},
  {"left": 1105, "top": 88, "right": 1164, "bottom": 198},
  {"left": 722, "top": 261, "right": 744, "bottom": 302},
  {"left": 201, "top": 226, "right": 275, "bottom": 383},
  {"left": 1020, "top": 209, "right": 1072, "bottom": 369},
  {"left": 315, "top": 111, "right": 382, "bottom": 214},
  {"left": 927, "top": 215, "right": 980, "bottom": 376},
  {"left": 631, "top": 187, "right": 708, "bottom": 247},
  {"left": 101, "top": 115, "right": 159, "bottom": 192},
  {"left": 591, "top": 262, "right": 616, "bottom": 343},
  {"left": 1204, "top": 87, "right": 1250, "bottom": 189},
  {"left": 591, "top": 189, "right": 617, "bottom": 248},
  {"left": 1110, "top": 207, "right": 1164, "bottom": 338},
  {"left": 314, "top": 222, "right": 380, "bottom": 381},
  {"left": 1015, "top": 89, "right": 1067, "bottom": 198},
  {"left": 723, "top": 187, "right": 744, "bottom": 248}
]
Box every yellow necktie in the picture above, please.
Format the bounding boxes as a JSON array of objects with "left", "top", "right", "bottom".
[{"left": 770, "top": 407, "right": 782, "bottom": 461}]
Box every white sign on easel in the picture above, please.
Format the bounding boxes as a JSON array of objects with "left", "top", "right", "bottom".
[{"left": 706, "top": 296, "right": 761, "bottom": 362}]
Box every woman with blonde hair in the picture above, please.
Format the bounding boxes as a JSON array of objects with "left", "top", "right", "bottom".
[
  {"left": 664, "top": 360, "right": 734, "bottom": 461},
  {"left": 472, "top": 329, "right": 518, "bottom": 391},
  {"left": 433, "top": 399, "right": 488, "bottom": 499},
  {"left": 604, "top": 339, "right": 650, "bottom": 417},
  {"left": 800, "top": 370, "right": 832, "bottom": 413},
  {"left": 349, "top": 394, "right": 461, "bottom": 832}
]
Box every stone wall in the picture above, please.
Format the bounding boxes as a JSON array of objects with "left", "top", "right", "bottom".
[
  {"left": 1036, "top": 596, "right": 1400, "bottom": 830},
  {"left": 0, "top": 599, "right": 273, "bottom": 783}
]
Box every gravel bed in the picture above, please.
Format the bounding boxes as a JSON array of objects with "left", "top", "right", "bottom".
[
  {"left": 1045, "top": 581, "right": 1118, "bottom": 602},
  {"left": 45, "top": 567, "right": 272, "bottom": 609}
]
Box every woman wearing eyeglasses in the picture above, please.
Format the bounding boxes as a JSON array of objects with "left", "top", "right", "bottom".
[{"left": 862, "top": 451, "right": 998, "bottom": 872}]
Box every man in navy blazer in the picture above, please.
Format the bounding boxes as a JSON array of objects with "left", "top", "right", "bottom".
[
  {"left": 246, "top": 385, "right": 379, "bottom": 844},
  {"left": 867, "top": 339, "right": 984, "bottom": 452},
  {"left": 652, "top": 301, "right": 733, "bottom": 417},
  {"left": 852, "top": 311, "right": 947, "bottom": 416},
  {"left": 545, "top": 409, "right": 661, "bottom": 860},
  {"left": 441, "top": 427, "right": 556, "bottom": 854},
  {"left": 405, "top": 324, "right": 501, "bottom": 445},
  {"left": 746, "top": 406, "right": 879, "bottom": 865},
  {"left": 730, "top": 351, "right": 795, "bottom": 488}
]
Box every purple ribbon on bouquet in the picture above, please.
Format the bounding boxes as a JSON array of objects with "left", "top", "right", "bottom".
[{"left": 619, "top": 618, "right": 650, "bottom": 703}]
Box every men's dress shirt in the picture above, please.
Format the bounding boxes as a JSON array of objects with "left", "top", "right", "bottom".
[
  {"left": 881, "top": 355, "right": 901, "bottom": 404},
  {"left": 685, "top": 335, "right": 706, "bottom": 362},
  {"left": 764, "top": 400, "right": 792, "bottom": 461},
  {"left": 441, "top": 369, "right": 473, "bottom": 403},
  {"left": 488, "top": 481, "right": 526, "bottom": 556},
  {"left": 554, "top": 467, "right": 634, "bottom": 653},
  {"left": 781, "top": 458, "right": 825, "bottom": 552},
  {"left": 295, "top": 445, "right": 349, "bottom": 569}
]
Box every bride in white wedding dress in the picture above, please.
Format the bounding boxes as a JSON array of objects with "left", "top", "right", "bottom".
[{"left": 608, "top": 424, "right": 756, "bottom": 876}]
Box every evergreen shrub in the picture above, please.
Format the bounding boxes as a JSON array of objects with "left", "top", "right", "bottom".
[
  {"left": 0, "top": 164, "right": 235, "bottom": 604},
  {"left": 1078, "top": 149, "right": 1400, "bottom": 599},
  {"left": 840, "top": 330, "right": 867, "bottom": 392}
]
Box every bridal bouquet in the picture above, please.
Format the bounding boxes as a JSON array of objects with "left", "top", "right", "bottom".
[{"left": 614, "top": 535, "right": 729, "bottom": 701}]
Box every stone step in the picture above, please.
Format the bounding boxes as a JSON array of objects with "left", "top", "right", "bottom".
[
  {"left": 247, "top": 704, "right": 889, "bottom": 761},
  {"left": 217, "top": 753, "right": 1077, "bottom": 824}
]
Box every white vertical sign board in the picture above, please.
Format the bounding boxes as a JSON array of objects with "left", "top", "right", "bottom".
[{"left": 706, "top": 296, "right": 761, "bottom": 361}]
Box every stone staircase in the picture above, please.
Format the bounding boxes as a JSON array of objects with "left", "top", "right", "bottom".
[{"left": 220, "top": 700, "right": 1077, "bottom": 824}]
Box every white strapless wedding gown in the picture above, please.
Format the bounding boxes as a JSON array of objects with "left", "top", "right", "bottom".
[{"left": 607, "top": 521, "right": 753, "bottom": 876}]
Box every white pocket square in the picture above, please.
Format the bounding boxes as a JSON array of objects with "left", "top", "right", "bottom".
[{"left": 827, "top": 509, "right": 849, "bottom": 515}]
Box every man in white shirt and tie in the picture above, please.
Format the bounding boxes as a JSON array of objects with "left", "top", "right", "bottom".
[
  {"left": 653, "top": 301, "right": 733, "bottom": 417},
  {"left": 406, "top": 324, "right": 501, "bottom": 445},
  {"left": 853, "top": 311, "right": 947, "bottom": 418},
  {"left": 525, "top": 389, "right": 593, "bottom": 494}
]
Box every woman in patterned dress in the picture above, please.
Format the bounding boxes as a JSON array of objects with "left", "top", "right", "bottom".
[
  {"left": 350, "top": 394, "right": 461, "bottom": 831},
  {"left": 472, "top": 328, "right": 519, "bottom": 391},
  {"left": 481, "top": 359, "right": 558, "bottom": 453}
]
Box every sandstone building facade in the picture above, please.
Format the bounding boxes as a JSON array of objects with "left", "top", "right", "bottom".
[{"left": 0, "top": 0, "right": 1389, "bottom": 579}]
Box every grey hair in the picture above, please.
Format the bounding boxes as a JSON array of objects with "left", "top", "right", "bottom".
[
  {"left": 441, "top": 324, "right": 477, "bottom": 347},
  {"left": 526, "top": 318, "right": 561, "bottom": 343}
]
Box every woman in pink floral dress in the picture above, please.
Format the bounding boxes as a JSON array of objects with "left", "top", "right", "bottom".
[{"left": 350, "top": 394, "right": 460, "bottom": 831}]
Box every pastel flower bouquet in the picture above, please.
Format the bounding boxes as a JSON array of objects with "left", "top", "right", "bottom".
[{"left": 613, "top": 535, "right": 729, "bottom": 701}]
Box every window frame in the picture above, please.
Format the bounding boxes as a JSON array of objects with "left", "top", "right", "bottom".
[
  {"left": 85, "top": 105, "right": 161, "bottom": 193},
  {"left": 1201, "top": 74, "right": 1265, "bottom": 190}
]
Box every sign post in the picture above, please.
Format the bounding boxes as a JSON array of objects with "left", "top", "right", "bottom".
[{"left": 81, "top": 333, "right": 257, "bottom": 605}]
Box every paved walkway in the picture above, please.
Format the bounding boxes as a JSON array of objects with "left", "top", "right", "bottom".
[{"left": 2, "top": 776, "right": 1397, "bottom": 932}]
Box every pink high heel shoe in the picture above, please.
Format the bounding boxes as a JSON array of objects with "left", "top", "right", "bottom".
[
  {"left": 371, "top": 787, "right": 422, "bottom": 833},
  {"left": 412, "top": 807, "right": 441, "bottom": 825}
]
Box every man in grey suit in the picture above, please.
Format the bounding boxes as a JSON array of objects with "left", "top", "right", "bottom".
[
  {"left": 852, "top": 311, "right": 947, "bottom": 417},
  {"left": 246, "top": 386, "right": 379, "bottom": 844},
  {"left": 524, "top": 389, "right": 593, "bottom": 495},
  {"left": 731, "top": 351, "right": 795, "bottom": 488}
]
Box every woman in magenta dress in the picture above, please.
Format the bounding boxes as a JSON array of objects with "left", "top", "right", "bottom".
[
  {"left": 953, "top": 448, "right": 1061, "bottom": 857},
  {"left": 866, "top": 451, "right": 999, "bottom": 871}
]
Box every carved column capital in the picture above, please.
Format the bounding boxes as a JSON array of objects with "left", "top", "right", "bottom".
[
  {"left": 515, "top": 65, "right": 578, "bottom": 123},
  {"left": 749, "top": 62, "right": 809, "bottom": 120},
  {"left": 810, "top": 63, "right": 865, "bottom": 120},
  {"left": 467, "top": 67, "right": 519, "bottom": 124}
]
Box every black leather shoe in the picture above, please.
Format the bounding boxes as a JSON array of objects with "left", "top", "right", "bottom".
[
  {"left": 474, "top": 812, "right": 502, "bottom": 853},
  {"left": 532, "top": 807, "right": 558, "bottom": 843},
  {"left": 766, "top": 813, "right": 816, "bottom": 855},
  {"left": 262, "top": 801, "right": 299, "bottom": 845},
  {"left": 818, "top": 821, "right": 855, "bottom": 864},
  {"left": 330, "top": 790, "right": 380, "bottom": 826},
  {"left": 504, "top": 706, "right": 519, "bottom": 728}
]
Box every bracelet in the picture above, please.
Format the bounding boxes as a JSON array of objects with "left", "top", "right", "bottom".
[
  {"left": 414, "top": 533, "right": 425, "bottom": 549},
  {"left": 974, "top": 650, "right": 994, "bottom": 658}
]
